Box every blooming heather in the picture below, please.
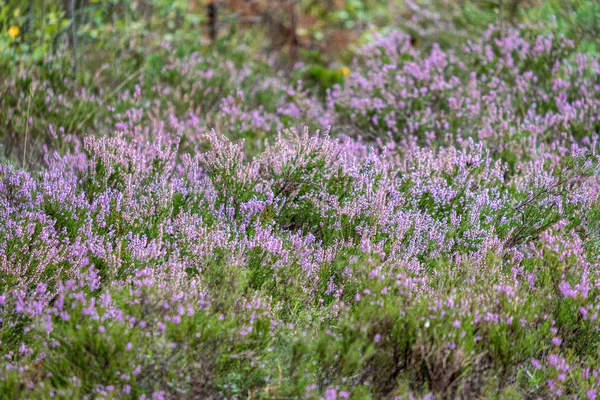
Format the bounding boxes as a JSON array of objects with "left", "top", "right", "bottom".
[{"left": 0, "top": 19, "right": 600, "bottom": 400}]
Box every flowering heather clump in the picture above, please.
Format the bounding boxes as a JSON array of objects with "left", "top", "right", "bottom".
[
  {"left": 329, "top": 26, "right": 599, "bottom": 152},
  {"left": 1, "top": 15, "right": 600, "bottom": 400}
]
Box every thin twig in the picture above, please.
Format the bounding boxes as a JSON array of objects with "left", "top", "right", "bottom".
[
  {"left": 70, "top": 0, "right": 78, "bottom": 76},
  {"left": 23, "top": 86, "right": 35, "bottom": 168}
]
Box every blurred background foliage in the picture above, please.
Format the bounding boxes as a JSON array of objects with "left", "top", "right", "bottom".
[
  {"left": 0, "top": 0, "right": 598, "bottom": 164},
  {"left": 1, "top": 0, "right": 598, "bottom": 74}
]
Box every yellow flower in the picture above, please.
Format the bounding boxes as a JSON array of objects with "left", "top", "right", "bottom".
[
  {"left": 8, "top": 25, "right": 20, "bottom": 39},
  {"left": 338, "top": 66, "right": 351, "bottom": 78}
]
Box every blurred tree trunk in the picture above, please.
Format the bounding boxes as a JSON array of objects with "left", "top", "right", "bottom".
[
  {"left": 288, "top": 0, "right": 299, "bottom": 63},
  {"left": 62, "top": 0, "right": 79, "bottom": 75},
  {"left": 208, "top": 0, "right": 219, "bottom": 42},
  {"left": 24, "top": 0, "right": 34, "bottom": 35}
]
